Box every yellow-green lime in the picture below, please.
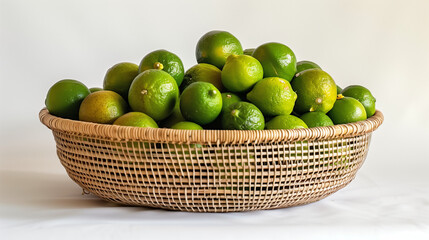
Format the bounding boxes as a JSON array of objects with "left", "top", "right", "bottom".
[
  {"left": 327, "top": 94, "right": 367, "bottom": 124},
  {"left": 252, "top": 42, "right": 297, "bottom": 82},
  {"left": 246, "top": 77, "right": 297, "bottom": 116},
  {"left": 265, "top": 115, "right": 308, "bottom": 129},
  {"left": 243, "top": 48, "right": 255, "bottom": 56},
  {"left": 89, "top": 87, "right": 103, "bottom": 93},
  {"left": 180, "top": 82, "right": 222, "bottom": 125},
  {"left": 113, "top": 112, "right": 158, "bottom": 128},
  {"left": 79, "top": 90, "right": 128, "bottom": 124},
  {"left": 45, "top": 79, "right": 90, "bottom": 120},
  {"left": 291, "top": 68, "right": 337, "bottom": 114},
  {"left": 221, "top": 54, "right": 263, "bottom": 92},
  {"left": 341, "top": 85, "right": 376, "bottom": 117},
  {"left": 180, "top": 63, "right": 223, "bottom": 92},
  {"left": 196, "top": 30, "right": 243, "bottom": 69},
  {"left": 299, "top": 112, "right": 333, "bottom": 128},
  {"left": 171, "top": 121, "right": 203, "bottom": 130},
  {"left": 139, "top": 49, "right": 185, "bottom": 86},
  {"left": 221, "top": 92, "right": 242, "bottom": 112},
  {"left": 128, "top": 69, "right": 179, "bottom": 121},
  {"left": 221, "top": 101, "right": 265, "bottom": 130},
  {"left": 103, "top": 62, "right": 139, "bottom": 101},
  {"left": 169, "top": 122, "right": 203, "bottom": 150},
  {"left": 296, "top": 60, "right": 321, "bottom": 73},
  {"left": 113, "top": 112, "right": 157, "bottom": 150}
]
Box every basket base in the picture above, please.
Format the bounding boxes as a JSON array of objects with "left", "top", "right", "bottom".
[{"left": 67, "top": 170, "right": 355, "bottom": 213}]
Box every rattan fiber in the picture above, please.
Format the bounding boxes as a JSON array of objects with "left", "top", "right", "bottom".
[{"left": 40, "top": 108, "right": 383, "bottom": 212}]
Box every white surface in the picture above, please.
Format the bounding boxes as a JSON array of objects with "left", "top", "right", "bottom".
[{"left": 1, "top": 0, "right": 429, "bottom": 239}]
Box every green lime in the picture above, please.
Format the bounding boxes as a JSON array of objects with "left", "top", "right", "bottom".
[
  {"left": 299, "top": 112, "right": 334, "bottom": 128},
  {"left": 341, "top": 85, "right": 376, "bottom": 117},
  {"left": 103, "top": 62, "right": 139, "bottom": 101},
  {"left": 113, "top": 112, "right": 158, "bottom": 128},
  {"left": 139, "top": 49, "right": 185, "bottom": 86},
  {"left": 252, "top": 42, "right": 297, "bottom": 82},
  {"left": 265, "top": 115, "right": 308, "bottom": 129},
  {"left": 159, "top": 99, "right": 185, "bottom": 128},
  {"left": 291, "top": 68, "right": 337, "bottom": 114},
  {"left": 336, "top": 85, "right": 343, "bottom": 94},
  {"left": 296, "top": 60, "right": 321, "bottom": 73},
  {"left": 327, "top": 94, "right": 367, "bottom": 124},
  {"left": 180, "top": 82, "right": 222, "bottom": 125},
  {"left": 202, "top": 91, "right": 239, "bottom": 130},
  {"left": 171, "top": 121, "right": 203, "bottom": 130},
  {"left": 180, "top": 63, "right": 223, "bottom": 92},
  {"left": 247, "top": 77, "right": 297, "bottom": 116},
  {"left": 221, "top": 54, "right": 263, "bottom": 93},
  {"left": 196, "top": 30, "right": 243, "bottom": 69},
  {"left": 221, "top": 92, "right": 242, "bottom": 112},
  {"left": 45, "top": 79, "right": 90, "bottom": 120},
  {"left": 221, "top": 102, "right": 265, "bottom": 130},
  {"left": 89, "top": 87, "right": 103, "bottom": 93},
  {"left": 79, "top": 90, "right": 128, "bottom": 124},
  {"left": 243, "top": 48, "right": 255, "bottom": 56},
  {"left": 128, "top": 69, "right": 179, "bottom": 121}
]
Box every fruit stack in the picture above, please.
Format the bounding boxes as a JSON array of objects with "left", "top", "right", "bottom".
[{"left": 45, "top": 30, "right": 376, "bottom": 131}]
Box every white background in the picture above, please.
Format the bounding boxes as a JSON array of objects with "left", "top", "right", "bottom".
[{"left": 1, "top": 0, "right": 428, "bottom": 239}]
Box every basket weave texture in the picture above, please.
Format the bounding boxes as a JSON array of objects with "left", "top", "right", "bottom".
[{"left": 40, "top": 108, "right": 383, "bottom": 212}]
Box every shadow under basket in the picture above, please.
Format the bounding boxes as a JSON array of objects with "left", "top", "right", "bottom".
[{"left": 39, "top": 108, "right": 383, "bottom": 212}]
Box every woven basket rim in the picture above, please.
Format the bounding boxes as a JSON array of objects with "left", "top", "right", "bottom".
[{"left": 39, "top": 108, "right": 383, "bottom": 144}]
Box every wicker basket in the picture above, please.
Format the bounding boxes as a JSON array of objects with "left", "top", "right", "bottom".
[{"left": 39, "top": 108, "right": 383, "bottom": 212}]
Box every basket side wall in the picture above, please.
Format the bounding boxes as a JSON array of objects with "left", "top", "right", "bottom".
[{"left": 53, "top": 131, "right": 371, "bottom": 212}]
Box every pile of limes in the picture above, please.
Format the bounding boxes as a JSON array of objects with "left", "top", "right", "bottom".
[{"left": 45, "top": 30, "right": 376, "bottom": 130}]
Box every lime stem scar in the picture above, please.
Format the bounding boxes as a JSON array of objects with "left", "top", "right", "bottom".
[
  {"left": 337, "top": 94, "right": 344, "bottom": 100},
  {"left": 231, "top": 109, "right": 240, "bottom": 117},
  {"left": 141, "top": 89, "right": 148, "bottom": 95},
  {"left": 153, "top": 62, "right": 164, "bottom": 70}
]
